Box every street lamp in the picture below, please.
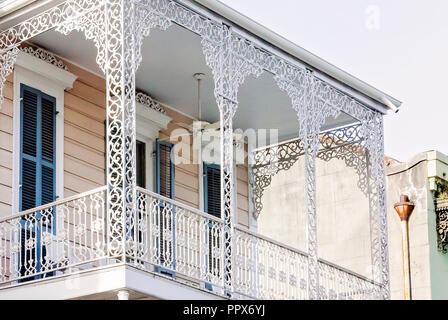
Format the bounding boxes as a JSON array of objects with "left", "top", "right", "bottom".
[{"left": 394, "top": 194, "right": 415, "bottom": 300}]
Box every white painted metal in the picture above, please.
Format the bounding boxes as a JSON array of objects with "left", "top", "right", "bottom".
[{"left": 0, "top": 186, "right": 107, "bottom": 285}]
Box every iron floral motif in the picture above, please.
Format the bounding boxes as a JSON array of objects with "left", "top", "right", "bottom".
[
  {"left": 435, "top": 199, "right": 448, "bottom": 253},
  {"left": 21, "top": 47, "right": 69, "bottom": 71}
]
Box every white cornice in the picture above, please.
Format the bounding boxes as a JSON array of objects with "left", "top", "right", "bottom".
[
  {"left": 15, "top": 50, "right": 77, "bottom": 90},
  {"left": 136, "top": 100, "right": 172, "bottom": 141},
  {"left": 21, "top": 46, "right": 69, "bottom": 71}
]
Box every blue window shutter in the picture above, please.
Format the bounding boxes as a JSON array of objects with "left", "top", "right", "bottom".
[
  {"left": 156, "top": 140, "right": 175, "bottom": 199},
  {"left": 19, "top": 85, "right": 56, "bottom": 281},
  {"left": 20, "top": 85, "right": 38, "bottom": 211},
  {"left": 40, "top": 95, "right": 56, "bottom": 206},
  {"left": 20, "top": 84, "right": 56, "bottom": 211},
  {"left": 203, "top": 162, "right": 221, "bottom": 219}
]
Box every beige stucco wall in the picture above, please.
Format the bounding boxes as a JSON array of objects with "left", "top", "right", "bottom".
[
  {"left": 258, "top": 155, "right": 372, "bottom": 278},
  {"left": 386, "top": 155, "right": 431, "bottom": 299},
  {"left": 386, "top": 151, "right": 448, "bottom": 300}
]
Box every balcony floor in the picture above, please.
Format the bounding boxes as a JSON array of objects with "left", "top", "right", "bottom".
[{"left": 0, "top": 263, "right": 225, "bottom": 300}]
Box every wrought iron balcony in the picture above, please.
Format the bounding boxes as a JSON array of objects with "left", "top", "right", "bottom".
[
  {"left": 0, "top": 186, "right": 381, "bottom": 299},
  {"left": 0, "top": 186, "right": 108, "bottom": 286}
]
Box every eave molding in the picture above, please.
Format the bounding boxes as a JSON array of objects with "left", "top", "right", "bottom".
[
  {"left": 136, "top": 100, "right": 172, "bottom": 141},
  {"left": 15, "top": 49, "right": 77, "bottom": 90}
]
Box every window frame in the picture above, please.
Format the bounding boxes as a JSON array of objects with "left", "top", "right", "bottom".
[{"left": 12, "top": 52, "right": 76, "bottom": 214}]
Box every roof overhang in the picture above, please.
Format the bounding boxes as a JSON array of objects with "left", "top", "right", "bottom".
[
  {"left": 0, "top": 0, "right": 37, "bottom": 18},
  {"left": 0, "top": 0, "right": 57, "bottom": 26},
  {"left": 0, "top": 0, "right": 402, "bottom": 116},
  {"left": 191, "top": 0, "right": 402, "bottom": 114}
]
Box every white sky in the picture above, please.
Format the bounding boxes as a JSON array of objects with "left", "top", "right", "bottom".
[{"left": 220, "top": 0, "right": 448, "bottom": 162}]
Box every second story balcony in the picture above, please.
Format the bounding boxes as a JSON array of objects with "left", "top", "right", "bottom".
[
  {"left": 0, "top": 0, "right": 399, "bottom": 300},
  {"left": 0, "top": 184, "right": 381, "bottom": 299}
]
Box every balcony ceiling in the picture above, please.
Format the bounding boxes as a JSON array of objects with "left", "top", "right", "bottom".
[{"left": 30, "top": 23, "right": 355, "bottom": 141}]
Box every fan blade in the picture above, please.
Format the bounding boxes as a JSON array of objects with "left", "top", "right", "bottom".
[
  {"left": 174, "top": 122, "right": 192, "bottom": 131},
  {"left": 204, "top": 121, "right": 220, "bottom": 130}
]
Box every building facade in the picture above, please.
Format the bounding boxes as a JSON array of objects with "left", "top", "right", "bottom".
[
  {"left": 386, "top": 151, "right": 448, "bottom": 299},
  {"left": 0, "top": 0, "right": 400, "bottom": 300},
  {"left": 257, "top": 147, "right": 448, "bottom": 300}
]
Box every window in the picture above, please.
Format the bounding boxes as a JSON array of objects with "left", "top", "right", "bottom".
[
  {"left": 136, "top": 140, "right": 146, "bottom": 188},
  {"left": 19, "top": 84, "right": 56, "bottom": 281},
  {"left": 19, "top": 84, "right": 56, "bottom": 211},
  {"left": 203, "top": 162, "right": 222, "bottom": 288},
  {"left": 155, "top": 140, "right": 175, "bottom": 277},
  {"left": 203, "top": 162, "right": 221, "bottom": 218},
  {"left": 13, "top": 48, "right": 76, "bottom": 214}
]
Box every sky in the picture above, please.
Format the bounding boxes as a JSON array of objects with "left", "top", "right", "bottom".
[{"left": 220, "top": 0, "right": 448, "bottom": 162}]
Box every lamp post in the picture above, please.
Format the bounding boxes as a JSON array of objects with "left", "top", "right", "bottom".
[{"left": 394, "top": 194, "right": 415, "bottom": 300}]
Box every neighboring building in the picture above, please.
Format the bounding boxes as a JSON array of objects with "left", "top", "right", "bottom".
[
  {"left": 0, "top": 0, "right": 401, "bottom": 299},
  {"left": 257, "top": 147, "right": 448, "bottom": 300},
  {"left": 386, "top": 150, "right": 448, "bottom": 300}
]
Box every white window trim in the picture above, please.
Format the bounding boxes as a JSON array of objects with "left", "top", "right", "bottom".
[
  {"left": 136, "top": 100, "right": 172, "bottom": 192},
  {"left": 12, "top": 51, "right": 77, "bottom": 214}
]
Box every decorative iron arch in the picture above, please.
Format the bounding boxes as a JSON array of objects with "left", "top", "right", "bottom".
[{"left": 251, "top": 122, "right": 368, "bottom": 218}]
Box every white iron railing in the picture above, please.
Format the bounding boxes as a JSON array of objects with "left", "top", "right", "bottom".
[
  {"left": 0, "top": 186, "right": 107, "bottom": 286},
  {"left": 234, "top": 227, "right": 381, "bottom": 300},
  {"left": 0, "top": 185, "right": 381, "bottom": 299},
  {"left": 133, "top": 187, "right": 225, "bottom": 292},
  {"left": 234, "top": 227, "right": 309, "bottom": 299},
  {"left": 318, "top": 259, "right": 378, "bottom": 300}
]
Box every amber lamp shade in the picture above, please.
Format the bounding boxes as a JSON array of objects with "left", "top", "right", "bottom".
[{"left": 394, "top": 195, "right": 415, "bottom": 221}]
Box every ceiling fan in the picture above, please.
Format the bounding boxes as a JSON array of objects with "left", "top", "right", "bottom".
[{"left": 172, "top": 73, "right": 242, "bottom": 141}]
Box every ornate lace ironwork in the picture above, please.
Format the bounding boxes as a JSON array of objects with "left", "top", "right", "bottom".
[
  {"left": 435, "top": 199, "right": 448, "bottom": 253},
  {"left": 135, "top": 91, "right": 166, "bottom": 114},
  {"left": 20, "top": 46, "right": 69, "bottom": 71},
  {"left": 0, "top": 46, "right": 19, "bottom": 107},
  {"left": 251, "top": 123, "right": 367, "bottom": 218}
]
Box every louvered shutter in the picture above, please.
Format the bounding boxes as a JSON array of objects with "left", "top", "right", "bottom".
[
  {"left": 157, "top": 142, "right": 174, "bottom": 199},
  {"left": 20, "top": 84, "right": 56, "bottom": 210},
  {"left": 20, "top": 87, "right": 38, "bottom": 211},
  {"left": 40, "top": 96, "right": 56, "bottom": 206}
]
